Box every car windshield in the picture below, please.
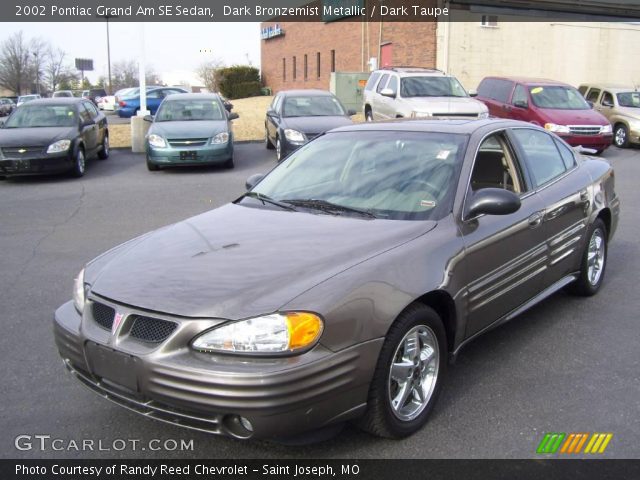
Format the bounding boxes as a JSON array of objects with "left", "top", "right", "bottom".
[
  {"left": 282, "top": 95, "right": 346, "bottom": 117},
  {"left": 4, "top": 104, "right": 77, "bottom": 128},
  {"left": 529, "top": 85, "right": 589, "bottom": 109},
  {"left": 400, "top": 77, "right": 468, "bottom": 98},
  {"left": 617, "top": 92, "right": 640, "bottom": 108},
  {"left": 155, "top": 99, "right": 225, "bottom": 122},
  {"left": 250, "top": 131, "right": 467, "bottom": 220},
  {"left": 18, "top": 95, "right": 38, "bottom": 102}
]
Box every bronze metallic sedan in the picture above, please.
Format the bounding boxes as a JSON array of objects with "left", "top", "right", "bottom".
[{"left": 54, "top": 119, "right": 619, "bottom": 440}]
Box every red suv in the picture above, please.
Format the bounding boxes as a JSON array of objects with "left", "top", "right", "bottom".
[{"left": 476, "top": 77, "right": 612, "bottom": 153}]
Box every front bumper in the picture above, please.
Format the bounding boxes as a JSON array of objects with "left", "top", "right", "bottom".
[
  {"left": 53, "top": 299, "right": 380, "bottom": 439},
  {"left": 0, "top": 152, "right": 73, "bottom": 176},
  {"left": 147, "top": 142, "right": 233, "bottom": 166},
  {"left": 558, "top": 133, "right": 613, "bottom": 151}
]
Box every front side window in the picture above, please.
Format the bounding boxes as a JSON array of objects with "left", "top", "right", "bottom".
[
  {"left": 511, "top": 128, "right": 567, "bottom": 186},
  {"left": 376, "top": 74, "right": 390, "bottom": 94},
  {"left": 387, "top": 76, "right": 399, "bottom": 95},
  {"left": 511, "top": 84, "right": 528, "bottom": 107},
  {"left": 617, "top": 91, "right": 640, "bottom": 108},
  {"left": 530, "top": 86, "right": 590, "bottom": 110},
  {"left": 601, "top": 91, "right": 614, "bottom": 106},
  {"left": 471, "top": 133, "right": 525, "bottom": 194},
  {"left": 400, "top": 76, "right": 468, "bottom": 98},
  {"left": 251, "top": 131, "right": 468, "bottom": 220}
]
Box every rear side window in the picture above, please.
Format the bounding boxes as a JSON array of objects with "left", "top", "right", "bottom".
[
  {"left": 492, "top": 80, "right": 514, "bottom": 103},
  {"left": 554, "top": 138, "right": 576, "bottom": 169},
  {"left": 586, "top": 89, "right": 601, "bottom": 103},
  {"left": 365, "top": 72, "right": 381, "bottom": 92},
  {"left": 511, "top": 128, "right": 567, "bottom": 187},
  {"left": 376, "top": 74, "right": 390, "bottom": 93},
  {"left": 477, "top": 78, "right": 495, "bottom": 98}
]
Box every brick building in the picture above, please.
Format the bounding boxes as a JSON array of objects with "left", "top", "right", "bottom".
[{"left": 260, "top": 20, "right": 437, "bottom": 93}]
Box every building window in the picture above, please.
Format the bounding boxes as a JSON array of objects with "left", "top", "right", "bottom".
[
  {"left": 282, "top": 58, "right": 286, "bottom": 81},
  {"left": 481, "top": 15, "right": 498, "bottom": 27},
  {"left": 293, "top": 56, "right": 297, "bottom": 80},
  {"left": 316, "top": 52, "right": 321, "bottom": 79},
  {"left": 304, "top": 54, "right": 308, "bottom": 80},
  {"left": 331, "top": 50, "right": 336, "bottom": 73}
]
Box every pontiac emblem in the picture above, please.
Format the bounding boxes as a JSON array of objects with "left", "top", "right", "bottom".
[
  {"left": 112, "top": 312, "right": 124, "bottom": 335},
  {"left": 18, "top": 148, "right": 26, "bottom": 153}
]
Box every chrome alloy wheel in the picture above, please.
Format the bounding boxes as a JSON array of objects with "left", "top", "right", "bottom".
[
  {"left": 76, "top": 149, "right": 85, "bottom": 174},
  {"left": 614, "top": 126, "right": 627, "bottom": 147},
  {"left": 587, "top": 227, "right": 605, "bottom": 286},
  {"left": 387, "top": 325, "right": 439, "bottom": 421}
]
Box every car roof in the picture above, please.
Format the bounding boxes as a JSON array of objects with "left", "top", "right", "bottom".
[
  {"left": 328, "top": 118, "right": 534, "bottom": 135},
  {"left": 484, "top": 76, "right": 572, "bottom": 87},
  {"left": 160, "top": 93, "right": 221, "bottom": 101},
  {"left": 280, "top": 89, "right": 335, "bottom": 97},
  {"left": 22, "top": 98, "right": 83, "bottom": 105},
  {"left": 377, "top": 67, "right": 447, "bottom": 77},
  {"left": 580, "top": 84, "right": 639, "bottom": 93}
]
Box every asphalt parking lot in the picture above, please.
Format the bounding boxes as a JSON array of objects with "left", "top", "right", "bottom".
[{"left": 1, "top": 143, "right": 639, "bottom": 459}]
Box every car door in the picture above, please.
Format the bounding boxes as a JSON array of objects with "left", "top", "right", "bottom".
[
  {"left": 381, "top": 74, "right": 400, "bottom": 118},
  {"left": 84, "top": 100, "right": 107, "bottom": 149},
  {"left": 509, "top": 84, "right": 530, "bottom": 121},
  {"left": 266, "top": 94, "right": 283, "bottom": 143},
  {"left": 79, "top": 102, "right": 99, "bottom": 153},
  {"left": 373, "top": 74, "right": 390, "bottom": 120},
  {"left": 509, "top": 128, "right": 591, "bottom": 288},
  {"left": 596, "top": 90, "right": 615, "bottom": 123},
  {"left": 459, "top": 129, "right": 548, "bottom": 337}
]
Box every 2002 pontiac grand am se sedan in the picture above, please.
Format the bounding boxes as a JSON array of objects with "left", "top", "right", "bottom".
[{"left": 54, "top": 119, "right": 619, "bottom": 440}]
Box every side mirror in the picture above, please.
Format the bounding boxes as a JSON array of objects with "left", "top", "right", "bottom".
[
  {"left": 602, "top": 101, "right": 613, "bottom": 108},
  {"left": 466, "top": 188, "right": 521, "bottom": 219},
  {"left": 380, "top": 88, "right": 396, "bottom": 98},
  {"left": 513, "top": 100, "right": 528, "bottom": 109},
  {"left": 347, "top": 109, "right": 356, "bottom": 116},
  {"left": 266, "top": 108, "right": 277, "bottom": 117},
  {"left": 228, "top": 112, "right": 239, "bottom": 121},
  {"left": 245, "top": 173, "right": 265, "bottom": 191},
  {"left": 468, "top": 89, "right": 478, "bottom": 97},
  {"left": 143, "top": 115, "right": 154, "bottom": 122},
  {"left": 224, "top": 103, "right": 233, "bottom": 112},
  {"left": 82, "top": 118, "right": 95, "bottom": 127}
]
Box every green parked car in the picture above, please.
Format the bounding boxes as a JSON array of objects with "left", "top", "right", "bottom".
[{"left": 145, "top": 93, "right": 238, "bottom": 171}]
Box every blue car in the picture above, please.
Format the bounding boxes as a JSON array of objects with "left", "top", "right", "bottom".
[{"left": 117, "top": 87, "right": 188, "bottom": 118}]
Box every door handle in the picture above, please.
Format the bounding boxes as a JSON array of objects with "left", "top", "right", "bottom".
[
  {"left": 580, "top": 189, "right": 589, "bottom": 202},
  {"left": 528, "top": 212, "right": 544, "bottom": 229}
]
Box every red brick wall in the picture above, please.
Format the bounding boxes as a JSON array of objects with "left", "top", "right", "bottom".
[{"left": 261, "top": 21, "right": 436, "bottom": 93}]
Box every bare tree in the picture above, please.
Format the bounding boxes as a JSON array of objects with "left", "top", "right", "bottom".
[
  {"left": 196, "top": 59, "right": 224, "bottom": 92},
  {"left": 0, "top": 31, "right": 33, "bottom": 94},
  {"left": 29, "top": 37, "right": 48, "bottom": 95},
  {"left": 44, "top": 47, "right": 76, "bottom": 92},
  {"left": 111, "top": 60, "right": 163, "bottom": 90}
]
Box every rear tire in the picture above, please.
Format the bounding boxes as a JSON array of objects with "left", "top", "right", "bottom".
[
  {"left": 358, "top": 303, "right": 447, "bottom": 438},
  {"left": 70, "top": 147, "right": 86, "bottom": 178},
  {"left": 97, "top": 134, "right": 109, "bottom": 159},
  {"left": 567, "top": 218, "right": 607, "bottom": 296}
]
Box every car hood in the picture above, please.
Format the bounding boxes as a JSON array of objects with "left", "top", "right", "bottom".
[
  {"left": 538, "top": 108, "right": 609, "bottom": 126},
  {"left": 282, "top": 116, "right": 353, "bottom": 135},
  {"left": 403, "top": 97, "right": 487, "bottom": 115},
  {"left": 88, "top": 203, "right": 435, "bottom": 319},
  {"left": 0, "top": 126, "right": 77, "bottom": 147},
  {"left": 149, "top": 120, "right": 228, "bottom": 139}
]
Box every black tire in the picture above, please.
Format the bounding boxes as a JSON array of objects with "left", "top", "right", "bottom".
[
  {"left": 224, "top": 157, "right": 234, "bottom": 169},
  {"left": 276, "top": 137, "right": 282, "bottom": 162},
  {"left": 613, "top": 124, "right": 629, "bottom": 148},
  {"left": 97, "top": 134, "right": 109, "bottom": 159},
  {"left": 70, "top": 146, "right": 86, "bottom": 178},
  {"left": 358, "top": 303, "right": 447, "bottom": 438},
  {"left": 146, "top": 156, "right": 159, "bottom": 171},
  {"left": 365, "top": 109, "right": 373, "bottom": 122},
  {"left": 567, "top": 218, "right": 607, "bottom": 297},
  {"left": 265, "top": 126, "right": 274, "bottom": 150}
]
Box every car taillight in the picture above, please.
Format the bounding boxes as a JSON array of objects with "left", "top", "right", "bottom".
[{"left": 119, "top": 101, "right": 126, "bottom": 107}]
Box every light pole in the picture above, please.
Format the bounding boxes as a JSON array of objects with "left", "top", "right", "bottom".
[
  {"left": 97, "top": 13, "right": 118, "bottom": 95},
  {"left": 32, "top": 52, "right": 40, "bottom": 95}
]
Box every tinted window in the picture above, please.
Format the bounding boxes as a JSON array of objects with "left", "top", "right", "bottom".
[
  {"left": 492, "top": 80, "right": 513, "bottom": 103},
  {"left": 79, "top": 104, "right": 93, "bottom": 123},
  {"left": 84, "top": 102, "right": 99, "bottom": 118},
  {"left": 512, "top": 84, "right": 528, "bottom": 106},
  {"left": 586, "top": 89, "right": 601, "bottom": 102},
  {"left": 376, "top": 74, "right": 390, "bottom": 93},
  {"left": 477, "top": 78, "right": 495, "bottom": 98},
  {"left": 365, "top": 72, "right": 381, "bottom": 92},
  {"left": 511, "top": 129, "right": 567, "bottom": 186}
]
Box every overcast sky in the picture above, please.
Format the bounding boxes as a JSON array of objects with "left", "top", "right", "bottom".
[{"left": 0, "top": 22, "right": 261, "bottom": 84}]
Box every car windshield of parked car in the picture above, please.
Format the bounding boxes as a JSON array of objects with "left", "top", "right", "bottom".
[
  {"left": 251, "top": 131, "right": 466, "bottom": 220},
  {"left": 4, "top": 104, "right": 77, "bottom": 128},
  {"left": 617, "top": 92, "right": 640, "bottom": 108},
  {"left": 529, "top": 85, "right": 589, "bottom": 109},
  {"left": 155, "top": 99, "right": 224, "bottom": 122},
  {"left": 282, "top": 96, "right": 346, "bottom": 117},
  {"left": 400, "top": 77, "right": 468, "bottom": 98}
]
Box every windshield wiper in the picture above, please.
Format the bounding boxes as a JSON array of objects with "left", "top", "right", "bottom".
[
  {"left": 282, "top": 199, "right": 377, "bottom": 219},
  {"left": 243, "top": 191, "right": 297, "bottom": 211}
]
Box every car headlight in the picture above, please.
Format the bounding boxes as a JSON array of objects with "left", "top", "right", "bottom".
[
  {"left": 411, "top": 111, "right": 433, "bottom": 119},
  {"left": 147, "top": 134, "right": 167, "bottom": 148},
  {"left": 211, "top": 132, "right": 229, "bottom": 144},
  {"left": 73, "top": 268, "right": 87, "bottom": 314},
  {"left": 544, "top": 123, "right": 571, "bottom": 134},
  {"left": 478, "top": 111, "right": 489, "bottom": 119},
  {"left": 600, "top": 124, "right": 612, "bottom": 134},
  {"left": 47, "top": 139, "right": 71, "bottom": 154},
  {"left": 284, "top": 129, "right": 306, "bottom": 143},
  {"left": 191, "top": 312, "right": 324, "bottom": 355}
]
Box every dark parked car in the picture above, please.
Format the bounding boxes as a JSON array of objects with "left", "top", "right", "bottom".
[
  {"left": 118, "top": 87, "right": 189, "bottom": 118},
  {"left": 0, "top": 97, "right": 16, "bottom": 116},
  {"left": 145, "top": 93, "right": 238, "bottom": 171},
  {"left": 0, "top": 98, "right": 108, "bottom": 178},
  {"left": 265, "top": 89, "right": 355, "bottom": 161},
  {"left": 476, "top": 77, "right": 613, "bottom": 153},
  {"left": 54, "top": 119, "right": 618, "bottom": 440}
]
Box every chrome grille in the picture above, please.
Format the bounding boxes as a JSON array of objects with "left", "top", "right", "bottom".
[
  {"left": 568, "top": 126, "right": 602, "bottom": 136},
  {"left": 129, "top": 316, "right": 177, "bottom": 343},
  {"left": 0, "top": 146, "right": 44, "bottom": 159},
  {"left": 92, "top": 302, "right": 115, "bottom": 331},
  {"left": 167, "top": 138, "right": 208, "bottom": 147}
]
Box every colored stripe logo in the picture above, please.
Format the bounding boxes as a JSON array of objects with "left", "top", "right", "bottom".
[{"left": 537, "top": 433, "right": 613, "bottom": 454}]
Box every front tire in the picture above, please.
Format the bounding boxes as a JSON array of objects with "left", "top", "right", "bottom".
[
  {"left": 276, "top": 137, "right": 282, "bottom": 162},
  {"left": 97, "top": 134, "right": 109, "bottom": 159},
  {"left": 567, "top": 218, "right": 607, "bottom": 296},
  {"left": 70, "top": 147, "right": 86, "bottom": 178},
  {"left": 358, "top": 303, "right": 447, "bottom": 438},
  {"left": 613, "top": 124, "right": 629, "bottom": 148},
  {"left": 365, "top": 109, "right": 373, "bottom": 122}
]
